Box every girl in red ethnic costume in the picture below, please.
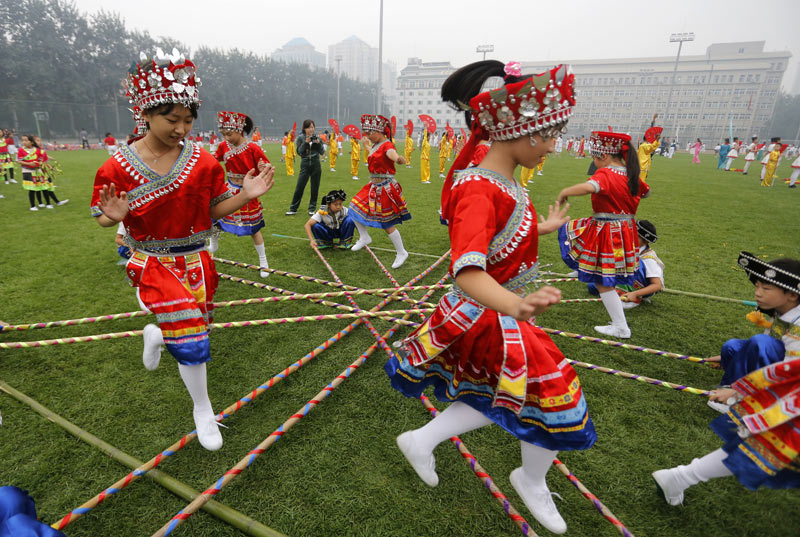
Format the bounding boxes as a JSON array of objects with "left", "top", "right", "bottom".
[
  {"left": 34, "top": 135, "right": 68, "bottom": 208},
  {"left": 385, "top": 61, "right": 595, "bottom": 535},
  {"left": 91, "top": 49, "right": 274, "bottom": 451},
  {"left": 212, "top": 111, "right": 271, "bottom": 278},
  {"left": 556, "top": 130, "right": 648, "bottom": 339},
  {"left": 349, "top": 114, "right": 410, "bottom": 269}
]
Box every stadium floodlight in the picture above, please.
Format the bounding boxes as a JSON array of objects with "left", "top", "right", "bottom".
[{"left": 476, "top": 45, "right": 494, "bottom": 61}]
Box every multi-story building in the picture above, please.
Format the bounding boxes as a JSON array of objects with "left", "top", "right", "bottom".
[
  {"left": 328, "top": 36, "right": 397, "bottom": 116},
  {"left": 394, "top": 58, "right": 466, "bottom": 134},
  {"left": 392, "top": 42, "right": 790, "bottom": 144},
  {"left": 272, "top": 37, "right": 326, "bottom": 70}
]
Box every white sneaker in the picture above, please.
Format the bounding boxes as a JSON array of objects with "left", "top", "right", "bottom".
[
  {"left": 46, "top": 204, "right": 54, "bottom": 209},
  {"left": 652, "top": 469, "right": 686, "bottom": 506},
  {"left": 352, "top": 176, "right": 359, "bottom": 180},
  {"left": 421, "top": 181, "right": 431, "bottom": 184},
  {"left": 392, "top": 251, "right": 409, "bottom": 269},
  {"left": 0, "top": 194, "right": 4, "bottom": 199},
  {"left": 285, "top": 210, "right": 297, "bottom": 215},
  {"left": 509, "top": 468, "right": 567, "bottom": 534},
  {"left": 9, "top": 179, "right": 17, "bottom": 184},
  {"left": 351, "top": 235, "right": 372, "bottom": 251},
  {"left": 537, "top": 171, "right": 544, "bottom": 176},
  {"left": 706, "top": 400, "right": 731, "bottom": 414},
  {"left": 621, "top": 301, "right": 639, "bottom": 310},
  {"left": 330, "top": 168, "right": 336, "bottom": 172},
  {"left": 38, "top": 203, "right": 45, "bottom": 207},
  {"left": 142, "top": 324, "right": 164, "bottom": 371},
  {"left": 260, "top": 262, "right": 270, "bottom": 278},
  {"left": 594, "top": 324, "right": 631, "bottom": 339},
  {"left": 439, "top": 173, "right": 445, "bottom": 178},
  {"left": 29, "top": 206, "right": 38, "bottom": 211},
  {"left": 397, "top": 431, "right": 438, "bottom": 487},
  {"left": 56, "top": 199, "right": 69, "bottom": 206},
  {"left": 193, "top": 408, "right": 223, "bottom": 451},
  {"left": 566, "top": 271, "right": 579, "bottom": 278}
]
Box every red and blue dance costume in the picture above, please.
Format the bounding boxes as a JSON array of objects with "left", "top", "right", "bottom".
[
  {"left": 91, "top": 141, "right": 232, "bottom": 365},
  {"left": 558, "top": 165, "right": 650, "bottom": 287},
  {"left": 711, "top": 359, "right": 800, "bottom": 490},
  {"left": 214, "top": 141, "right": 268, "bottom": 236},
  {"left": 719, "top": 306, "right": 800, "bottom": 385},
  {"left": 385, "top": 168, "right": 596, "bottom": 450},
  {"left": 349, "top": 140, "right": 411, "bottom": 229}
]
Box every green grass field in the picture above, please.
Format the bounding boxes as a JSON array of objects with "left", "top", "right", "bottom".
[{"left": 0, "top": 144, "right": 798, "bottom": 537}]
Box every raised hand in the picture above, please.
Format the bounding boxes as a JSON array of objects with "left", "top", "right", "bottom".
[
  {"left": 242, "top": 163, "right": 275, "bottom": 199},
  {"left": 537, "top": 201, "right": 570, "bottom": 235},
  {"left": 98, "top": 183, "right": 129, "bottom": 222}
]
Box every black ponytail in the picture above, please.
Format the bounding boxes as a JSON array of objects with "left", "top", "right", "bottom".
[
  {"left": 243, "top": 115, "right": 254, "bottom": 136},
  {"left": 625, "top": 146, "right": 640, "bottom": 196},
  {"left": 441, "top": 60, "right": 508, "bottom": 126}
]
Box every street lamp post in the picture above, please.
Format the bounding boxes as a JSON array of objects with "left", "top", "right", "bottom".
[
  {"left": 335, "top": 56, "right": 342, "bottom": 123},
  {"left": 663, "top": 32, "right": 694, "bottom": 142},
  {"left": 476, "top": 44, "right": 494, "bottom": 61},
  {"left": 376, "top": 0, "right": 383, "bottom": 115}
]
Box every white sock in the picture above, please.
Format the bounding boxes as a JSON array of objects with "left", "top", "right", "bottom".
[
  {"left": 761, "top": 166, "right": 766, "bottom": 179},
  {"left": 254, "top": 243, "right": 267, "bottom": 266},
  {"left": 599, "top": 290, "right": 628, "bottom": 329},
  {"left": 520, "top": 442, "right": 559, "bottom": 489},
  {"left": 178, "top": 363, "right": 213, "bottom": 414},
  {"left": 725, "top": 159, "right": 732, "bottom": 170},
  {"left": 354, "top": 220, "right": 371, "bottom": 243},
  {"left": 413, "top": 401, "right": 492, "bottom": 454},
  {"left": 790, "top": 169, "right": 799, "bottom": 186},
  {"left": 742, "top": 161, "right": 751, "bottom": 173},
  {"left": 387, "top": 229, "right": 407, "bottom": 255},
  {"left": 676, "top": 448, "right": 733, "bottom": 488}
]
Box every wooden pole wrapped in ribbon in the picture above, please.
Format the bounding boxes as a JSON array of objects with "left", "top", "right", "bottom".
[
  {"left": 53, "top": 251, "right": 450, "bottom": 529},
  {"left": 419, "top": 395, "right": 538, "bottom": 536},
  {"left": 553, "top": 458, "right": 634, "bottom": 537},
  {"left": 567, "top": 359, "right": 711, "bottom": 396},
  {"left": 0, "top": 381, "right": 285, "bottom": 537},
  {"left": 150, "top": 273, "right": 449, "bottom": 536}
]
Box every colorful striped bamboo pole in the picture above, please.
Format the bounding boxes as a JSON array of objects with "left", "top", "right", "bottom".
[
  {"left": 313, "top": 246, "right": 397, "bottom": 359},
  {"left": 662, "top": 288, "right": 757, "bottom": 307},
  {"left": 51, "top": 321, "right": 360, "bottom": 530},
  {"left": 364, "top": 245, "right": 428, "bottom": 322},
  {"left": 557, "top": 298, "right": 602, "bottom": 304},
  {"left": 418, "top": 395, "right": 537, "bottom": 536},
  {"left": 534, "top": 278, "right": 579, "bottom": 284},
  {"left": 536, "top": 326, "right": 713, "bottom": 365},
  {"left": 0, "top": 285, "right": 452, "bottom": 333},
  {"left": 151, "top": 272, "right": 450, "bottom": 536},
  {"left": 0, "top": 381, "right": 285, "bottom": 537},
  {"left": 553, "top": 458, "right": 634, "bottom": 537},
  {"left": 0, "top": 310, "right": 150, "bottom": 332},
  {"left": 567, "top": 359, "right": 711, "bottom": 396},
  {"left": 56, "top": 253, "right": 451, "bottom": 529},
  {"left": 0, "top": 330, "right": 143, "bottom": 349},
  {"left": 219, "top": 273, "right": 438, "bottom": 309}
]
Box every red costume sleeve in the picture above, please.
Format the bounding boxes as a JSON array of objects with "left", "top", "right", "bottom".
[
  {"left": 214, "top": 142, "right": 226, "bottom": 162},
  {"left": 448, "top": 183, "right": 498, "bottom": 275}
]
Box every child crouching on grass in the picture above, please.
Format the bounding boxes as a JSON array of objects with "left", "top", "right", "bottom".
[
  {"left": 653, "top": 359, "right": 800, "bottom": 506},
  {"left": 585, "top": 219, "right": 664, "bottom": 310},
  {"left": 304, "top": 189, "right": 355, "bottom": 249},
  {"left": 705, "top": 252, "right": 800, "bottom": 413}
]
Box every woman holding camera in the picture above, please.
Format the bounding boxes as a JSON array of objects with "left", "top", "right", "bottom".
[{"left": 286, "top": 119, "right": 325, "bottom": 215}]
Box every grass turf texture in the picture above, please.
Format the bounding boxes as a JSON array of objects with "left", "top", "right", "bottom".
[{"left": 0, "top": 145, "right": 798, "bottom": 537}]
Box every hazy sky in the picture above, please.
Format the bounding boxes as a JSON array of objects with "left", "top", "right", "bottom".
[{"left": 75, "top": 0, "right": 800, "bottom": 90}]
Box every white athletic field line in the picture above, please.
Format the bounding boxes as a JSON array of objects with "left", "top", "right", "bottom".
[{"left": 271, "top": 234, "right": 444, "bottom": 259}]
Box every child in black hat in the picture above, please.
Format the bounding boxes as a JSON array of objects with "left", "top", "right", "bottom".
[
  {"left": 304, "top": 189, "right": 355, "bottom": 249},
  {"left": 706, "top": 252, "right": 800, "bottom": 413}
]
